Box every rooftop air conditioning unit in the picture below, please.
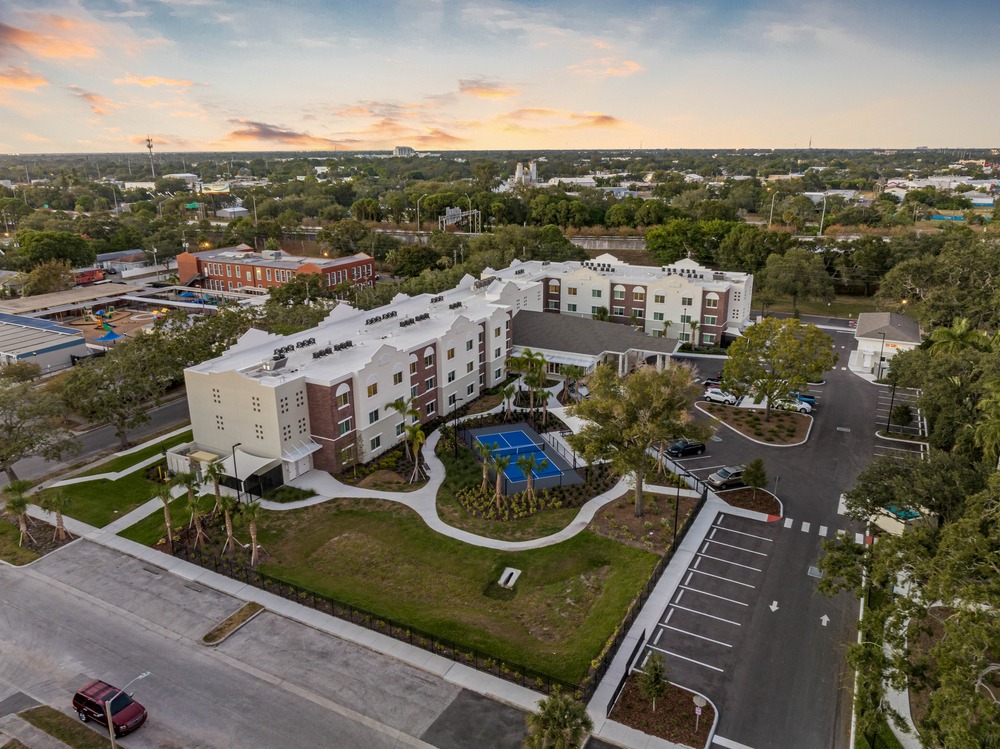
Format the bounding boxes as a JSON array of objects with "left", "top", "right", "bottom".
[{"left": 263, "top": 355, "right": 287, "bottom": 371}]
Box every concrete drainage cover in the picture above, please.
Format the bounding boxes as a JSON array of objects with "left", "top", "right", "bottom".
[
  {"left": 808, "top": 566, "right": 823, "bottom": 578},
  {"left": 836, "top": 427, "right": 851, "bottom": 432}
]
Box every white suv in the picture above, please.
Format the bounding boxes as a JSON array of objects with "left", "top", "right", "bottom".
[
  {"left": 773, "top": 398, "right": 812, "bottom": 414},
  {"left": 703, "top": 387, "right": 738, "bottom": 405}
]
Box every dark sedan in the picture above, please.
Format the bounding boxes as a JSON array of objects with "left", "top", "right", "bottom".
[{"left": 666, "top": 438, "right": 706, "bottom": 457}]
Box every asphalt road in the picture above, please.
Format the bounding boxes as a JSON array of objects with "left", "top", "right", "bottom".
[
  {"left": 663, "top": 329, "right": 876, "bottom": 749},
  {"left": 3, "top": 396, "right": 191, "bottom": 489},
  {"left": 0, "top": 541, "right": 528, "bottom": 749}
]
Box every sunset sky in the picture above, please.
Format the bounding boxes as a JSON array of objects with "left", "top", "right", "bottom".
[{"left": 1, "top": 0, "right": 997, "bottom": 154}]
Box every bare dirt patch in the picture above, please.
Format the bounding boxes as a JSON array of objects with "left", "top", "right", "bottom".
[
  {"left": 715, "top": 487, "right": 781, "bottom": 515},
  {"left": 700, "top": 402, "right": 811, "bottom": 445},
  {"left": 586, "top": 485, "right": 700, "bottom": 554},
  {"left": 609, "top": 673, "right": 715, "bottom": 747},
  {"left": 356, "top": 469, "right": 424, "bottom": 492}
]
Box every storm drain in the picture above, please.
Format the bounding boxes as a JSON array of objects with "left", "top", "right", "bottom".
[{"left": 808, "top": 566, "right": 823, "bottom": 578}]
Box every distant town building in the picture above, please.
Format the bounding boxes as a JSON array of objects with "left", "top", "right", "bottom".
[
  {"left": 0, "top": 312, "right": 90, "bottom": 371},
  {"left": 216, "top": 206, "right": 251, "bottom": 220},
  {"left": 175, "top": 245, "right": 374, "bottom": 295},
  {"left": 393, "top": 146, "right": 416, "bottom": 157}
]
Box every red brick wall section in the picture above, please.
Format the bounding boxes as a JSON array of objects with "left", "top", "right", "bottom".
[
  {"left": 307, "top": 379, "right": 356, "bottom": 473},
  {"left": 176, "top": 252, "right": 200, "bottom": 285}
]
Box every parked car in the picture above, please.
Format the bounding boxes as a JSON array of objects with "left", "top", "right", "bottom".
[
  {"left": 774, "top": 398, "right": 812, "bottom": 414},
  {"left": 788, "top": 391, "right": 816, "bottom": 405},
  {"left": 703, "top": 387, "right": 738, "bottom": 405},
  {"left": 72, "top": 680, "right": 147, "bottom": 737},
  {"left": 701, "top": 377, "right": 723, "bottom": 389},
  {"left": 707, "top": 465, "right": 745, "bottom": 490},
  {"left": 666, "top": 438, "right": 706, "bottom": 457}
]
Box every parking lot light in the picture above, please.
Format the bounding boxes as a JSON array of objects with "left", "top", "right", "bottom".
[{"left": 104, "top": 671, "right": 149, "bottom": 749}]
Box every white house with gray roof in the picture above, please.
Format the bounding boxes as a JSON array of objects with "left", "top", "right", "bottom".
[{"left": 851, "top": 312, "right": 922, "bottom": 378}]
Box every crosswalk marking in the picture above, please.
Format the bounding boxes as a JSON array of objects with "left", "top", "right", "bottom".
[
  {"left": 801, "top": 521, "right": 811, "bottom": 533},
  {"left": 777, "top": 517, "right": 865, "bottom": 543},
  {"left": 818, "top": 525, "right": 828, "bottom": 537},
  {"left": 783, "top": 517, "right": 793, "bottom": 528}
]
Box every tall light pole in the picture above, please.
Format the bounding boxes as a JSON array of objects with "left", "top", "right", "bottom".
[
  {"left": 681, "top": 306, "right": 688, "bottom": 345},
  {"left": 104, "top": 671, "right": 150, "bottom": 749},
  {"left": 232, "top": 442, "right": 242, "bottom": 502},
  {"left": 416, "top": 193, "right": 428, "bottom": 236},
  {"left": 151, "top": 247, "right": 159, "bottom": 282},
  {"left": 452, "top": 397, "right": 465, "bottom": 459},
  {"left": 768, "top": 191, "right": 778, "bottom": 228},
  {"left": 876, "top": 332, "right": 886, "bottom": 380},
  {"left": 818, "top": 194, "right": 828, "bottom": 237}
]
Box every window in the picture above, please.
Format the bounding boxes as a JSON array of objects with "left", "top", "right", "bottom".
[
  {"left": 279, "top": 396, "right": 289, "bottom": 414},
  {"left": 396, "top": 422, "right": 405, "bottom": 437},
  {"left": 702, "top": 333, "right": 717, "bottom": 345},
  {"left": 282, "top": 424, "right": 292, "bottom": 441},
  {"left": 682, "top": 296, "right": 693, "bottom": 306},
  {"left": 425, "top": 377, "right": 435, "bottom": 391},
  {"left": 495, "top": 368, "right": 502, "bottom": 379},
  {"left": 548, "top": 282, "right": 559, "bottom": 294},
  {"left": 367, "top": 383, "right": 378, "bottom": 398},
  {"left": 633, "top": 290, "right": 645, "bottom": 302},
  {"left": 467, "top": 383, "right": 475, "bottom": 395},
  {"left": 212, "top": 388, "right": 221, "bottom": 405},
  {"left": 424, "top": 353, "right": 434, "bottom": 367},
  {"left": 612, "top": 306, "right": 625, "bottom": 316},
  {"left": 654, "top": 293, "right": 665, "bottom": 304},
  {"left": 448, "top": 393, "right": 457, "bottom": 407},
  {"left": 633, "top": 309, "right": 644, "bottom": 319},
  {"left": 393, "top": 371, "right": 403, "bottom": 385},
  {"left": 613, "top": 289, "right": 625, "bottom": 300},
  {"left": 255, "top": 268, "right": 262, "bottom": 280},
  {"left": 679, "top": 332, "right": 691, "bottom": 343},
  {"left": 368, "top": 408, "right": 379, "bottom": 425},
  {"left": 591, "top": 306, "right": 600, "bottom": 315},
  {"left": 467, "top": 361, "right": 474, "bottom": 373},
  {"left": 567, "top": 302, "right": 578, "bottom": 312},
  {"left": 340, "top": 446, "right": 354, "bottom": 464},
  {"left": 251, "top": 395, "right": 261, "bottom": 412},
  {"left": 653, "top": 312, "right": 664, "bottom": 321},
  {"left": 680, "top": 313, "right": 691, "bottom": 324},
  {"left": 426, "top": 400, "right": 436, "bottom": 415},
  {"left": 336, "top": 392, "right": 349, "bottom": 408},
  {"left": 705, "top": 296, "right": 719, "bottom": 309},
  {"left": 254, "top": 423, "right": 264, "bottom": 439},
  {"left": 466, "top": 340, "right": 474, "bottom": 351},
  {"left": 410, "top": 385, "right": 418, "bottom": 398},
  {"left": 567, "top": 287, "right": 578, "bottom": 296},
  {"left": 370, "top": 436, "right": 381, "bottom": 451},
  {"left": 298, "top": 417, "right": 307, "bottom": 435},
  {"left": 703, "top": 315, "right": 718, "bottom": 325},
  {"left": 246, "top": 271, "right": 251, "bottom": 281},
  {"left": 226, "top": 265, "right": 231, "bottom": 277},
  {"left": 494, "top": 347, "right": 501, "bottom": 358},
  {"left": 266, "top": 268, "right": 272, "bottom": 281},
  {"left": 447, "top": 348, "right": 455, "bottom": 360},
  {"left": 215, "top": 415, "right": 224, "bottom": 430},
  {"left": 547, "top": 300, "right": 559, "bottom": 310},
  {"left": 447, "top": 370, "right": 455, "bottom": 383},
  {"left": 409, "top": 361, "right": 417, "bottom": 375},
  {"left": 592, "top": 289, "right": 602, "bottom": 298},
  {"left": 494, "top": 327, "right": 501, "bottom": 337}
]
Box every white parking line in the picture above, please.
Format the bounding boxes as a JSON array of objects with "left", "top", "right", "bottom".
[
  {"left": 659, "top": 623, "right": 733, "bottom": 648},
  {"left": 664, "top": 609, "right": 674, "bottom": 626},
  {"left": 675, "top": 589, "right": 684, "bottom": 604},
  {"left": 712, "top": 525, "right": 773, "bottom": 542},
  {"left": 648, "top": 643, "right": 724, "bottom": 673},
  {"left": 801, "top": 521, "right": 811, "bottom": 533},
  {"left": 689, "top": 569, "right": 756, "bottom": 588},
  {"left": 654, "top": 628, "right": 662, "bottom": 645},
  {"left": 713, "top": 735, "right": 757, "bottom": 749},
  {"left": 704, "top": 539, "right": 768, "bottom": 556},
  {"left": 697, "top": 552, "right": 762, "bottom": 572},
  {"left": 819, "top": 525, "right": 828, "bottom": 537},
  {"left": 670, "top": 603, "right": 742, "bottom": 626},
  {"left": 693, "top": 557, "right": 702, "bottom": 569},
  {"left": 680, "top": 585, "right": 749, "bottom": 606},
  {"left": 783, "top": 517, "right": 793, "bottom": 528},
  {"left": 685, "top": 572, "right": 693, "bottom": 585},
  {"left": 855, "top": 532, "right": 865, "bottom": 544}
]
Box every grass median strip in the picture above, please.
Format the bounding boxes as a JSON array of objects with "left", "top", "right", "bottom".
[
  {"left": 20, "top": 705, "right": 111, "bottom": 749},
  {"left": 202, "top": 602, "right": 264, "bottom": 644}
]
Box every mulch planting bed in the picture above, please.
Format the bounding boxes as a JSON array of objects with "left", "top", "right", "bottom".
[
  {"left": 700, "top": 402, "right": 811, "bottom": 445},
  {"left": 2, "top": 515, "right": 76, "bottom": 558},
  {"left": 587, "top": 487, "right": 700, "bottom": 554},
  {"left": 609, "top": 673, "right": 714, "bottom": 747},
  {"left": 715, "top": 487, "right": 780, "bottom": 515}
]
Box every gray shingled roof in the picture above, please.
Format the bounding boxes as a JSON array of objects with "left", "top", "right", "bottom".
[
  {"left": 854, "top": 312, "right": 922, "bottom": 343},
  {"left": 512, "top": 310, "right": 678, "bottom": 356}
]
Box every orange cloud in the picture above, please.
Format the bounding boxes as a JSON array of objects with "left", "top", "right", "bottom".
[
  {"left": 496, "top": 108, "right": 623, "bottom": 133},
  {"left": 66, "top": 86, "right": 120, "bottom": 116},
  {"left": 567, "top": 57, "right": 644, "bottom": 78},
  {"left": 115, "top": 73, "right": 195, "bottom": 88},
  {"left": 0, "top": 16, "right": 100, "bottom": 60},
  {"left": 0, "top": 65, "right": 47, "bottom": 90},
  {"left": 412, "top": 129, "right": 466, "bottom": 146},
  {"left": 224, "top": 119, "right": 341, "bottom": 149},
  {"left": 22, "top": 133, "right": 49, "bottom": 143},
  {"left": 459, "top": 78, "right": 522, "bottom": 99}
]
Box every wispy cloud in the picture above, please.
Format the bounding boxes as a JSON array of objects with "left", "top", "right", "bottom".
[
  {"left": 224, "top": 119, "right": 341, "bottom": 148},
  {"left": 458, "top": 77, "right": 522, "bottom": 99},
  {"left": 66, "top": 86, "right": 120, "bottom": 116},
  {"left": 566, "top": 57, "right": 644, "bottom": 78},
  {"left": 115, "top": 73, "right": 196, "bottom": 88},
  {"left": 22, "top": 132, "right": 50, "bottom": 143},
  {"left": 0, "top": 16, "right": 101, "bottom": 60},
  {"left": 497, "top": 108, "right": 624, "bottom": 132},
  {"left": 0, "top": 65, "right": 47, "bottom": 91}
]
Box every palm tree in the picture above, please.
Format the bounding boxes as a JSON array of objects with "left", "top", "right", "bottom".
[
  {"left": 516, "top": 453, "right": 548, "bottom": 504},
  {"left": 388, "top": 396, "right": 420, "bottom": 460},
  {"left": 203, "top": 460, "right": 226, "bottom": 515},
  {"left": 538, "top": 389, "right": 552, "bottom": 427},
  {"left": 408, "top": 424, "right": 427, "bottom": 483},
  {"left": 689, "top": 320, "right": 700, "bottom": 349},
  {"left": 501, "top": 384, "right": 516, "bottom": 421},
  {"left": 974, "top": 396, "right": 1000, "bottom": 471},
  {"left": 592, "top": 306, "right": 610, "bottom": 322},
  {"left": 173, "top": 471, "right": 207, "bottom": 548},
  {"left": 493, "top": 454, "right": 511, "bottom": 509},
  {"left": 523, "top": 350, "right": 549, "bottom": 416},
  {"left": 561, "top": 365, "right": 585, "bottom": 404},
  {"left": 153, "top": 482, "right": 175, "bottom": 551},
  {"left": 524, "top": 689, "right": 593, "bottom": 749},
  {"left": 476, "top": 441, "right": 496, "bottom": 491},
  {"left": 2, "top": 480, "right": 35, "bottom": 547},
  {"left": 243, "top": 500, "right": 263, "bottom": 566},
  {"left": 218, "top": 493, "right": 239, "bottom": 554},
  {"left": 929, "top": 317, "right": 990, "bottom": 357},
  {"left": 37, "top": 489, "right": 71, "bottom": 542},
  {"left": 661, "top": 319, "right": 672, "bottom": 339}
]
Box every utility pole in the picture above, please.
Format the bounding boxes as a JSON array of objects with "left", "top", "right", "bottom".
[{"left": 146, "top": 135, "right": 156, "bottom": 178}]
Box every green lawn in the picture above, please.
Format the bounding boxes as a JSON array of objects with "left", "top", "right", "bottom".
[
  {"left": 20, "top": 706, "right": 112, "bottom": 749},
  {"left": 42, "top": 471, "right": 159, "bottom": 528},
  {"left": 0, "top": 519, "right": 40, "bottom": 565},
  {"left": 435, "top": 443, "right": 580, "bottom": 542},
  {"left": 80, "top": 430, "right": 193, "bottom": 476},
  {"left": 119, "top": 493, "right": 214, "bottom": 546},
  {"left": 253, "top": 498, "right": 657, "bottom": 683},
  {"left": 754, "top": 293, "right": 880, "bottom": 319}
]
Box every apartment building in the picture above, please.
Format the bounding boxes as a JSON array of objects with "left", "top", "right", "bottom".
[
  {"left": 176, "top": 245, "right": 374, "bottom": 295},
  {"left": 178, "top": 275, "right": 513, "bottom": 492}
]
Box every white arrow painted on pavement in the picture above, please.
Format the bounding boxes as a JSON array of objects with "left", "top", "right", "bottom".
[
  {"left": 820, "top": 614, "right": 830, "bottom": 626},
  {"left": 769, "top": 601, "right": 779, "bottom": 612}
]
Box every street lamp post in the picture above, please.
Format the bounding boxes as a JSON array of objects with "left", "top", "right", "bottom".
[
  {"left": 452, "top": 397, "right": 465, "bottom": 458},
  {"left": 231, "top": 442, "right": 242, "bottom": 503},
  {"left": 673, "top": 467, "right": 682, "bottom": 546},
  {"left": 416, "top": 193, "right": 428, "bottom": 236},
  {"left": 103, "top": 671, "right": 150, "bottom": 749},
  {"left": 818, "top": 194, "right": 828, "bottom": 237},
  {"left": 768, "top": 191, "right": 778, "bottom": 228},
  {"left": 681, "top": 306, "right": 688, "bottom": 346},
  {"left": 876, "top": 333, "right": 886, "bottom": 380},
  {"left": 151, "top": 247, "right": 159, "bottom": 282}
]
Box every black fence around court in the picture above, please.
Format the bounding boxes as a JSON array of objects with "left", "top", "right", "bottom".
[
  {"left": 172, "top": 544, "right": 577, "bottom": 696},
  {"left": 173, "top": 477, "right": 708, "bottom": 705}
]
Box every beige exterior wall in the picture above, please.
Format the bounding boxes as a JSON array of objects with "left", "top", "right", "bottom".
[{"left": 354, "top": 344, "right": 413, "bottom": 463}]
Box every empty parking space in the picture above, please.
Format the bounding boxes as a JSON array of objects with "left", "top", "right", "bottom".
[
  {"left": 640, "top": 513, "right": 777, "bottom": 687},
  {"left": 873, "top": 385, "right": 926, "bottom": 460}
]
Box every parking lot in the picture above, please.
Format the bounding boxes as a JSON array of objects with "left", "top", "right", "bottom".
[{"left": 873, "top": 385, "right": 926, "bottom": 461}]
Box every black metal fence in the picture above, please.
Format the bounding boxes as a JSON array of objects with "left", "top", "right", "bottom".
[
  {"left": 174, "top": 481, "right": 707, "bottom": 704},
  {"left": 606, "top": 628, "right": 647, "bottom": 715}
]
